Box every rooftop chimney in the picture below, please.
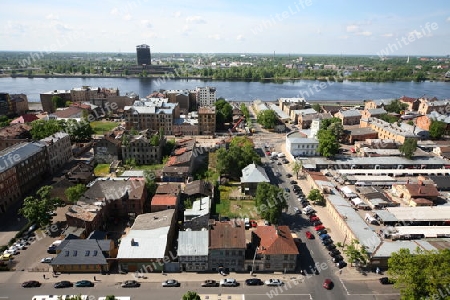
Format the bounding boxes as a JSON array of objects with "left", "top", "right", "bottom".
[{"left": 131, "top": 238, "right": 135, "bottom": 246}]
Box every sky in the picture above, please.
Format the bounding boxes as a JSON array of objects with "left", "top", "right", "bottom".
[{"left": 1, "top": 0, "right": 450, "bottom": 56}]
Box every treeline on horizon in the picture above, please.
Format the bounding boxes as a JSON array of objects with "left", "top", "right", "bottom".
[{"left": 0, "top": 51, "right": 448, "bottom": 82}]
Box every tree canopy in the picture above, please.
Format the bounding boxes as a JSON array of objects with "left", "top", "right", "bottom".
[
  {"left": 343, "top": 239, "right": 368, "bottom": 267},
  {"left": 215, "top": 98, "right": 233, "bottom": 128},
  {"left": 30, "top": 119, "right": 93, "bottom": 142},
  {"left": 399, "top": 138, "right": 417, "bottom": 159},
  {"left": 307, "top": 189, "right": 325, "bottom": 206},
  {"left": 216, "top": 137, "right": 260, "bottom": 179},
  {"left": 384, "top": 99, "right": 408, "bottom": 114},
  {"left": 182, "top": 291, "right": 201, "bottom": 300},
  {"left": 388, "top": 248, "right": 450, "bottom": 299},
  {"left": 254, "top": 182, "right": 288, "bottom": 225},
  {"left": 19, "top": 186, "right": 60, "bottom": 227},
  {"left": 317, "top": 128, "right": 340, "bottom": 158},
  {"left": 429, "top": 120, "right": 447, "bottom": 139},
  {"left": 65, "top": 184, "right": 87, "bottom": 203},
  {"left": 257, "top": 109, "right": 277, "bottom": 129}
]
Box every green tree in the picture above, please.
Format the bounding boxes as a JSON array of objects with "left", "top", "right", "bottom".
[
  {"left": 384, "top": 99, "right": 408, "bottom": 114},
  {"left": 105, "top": 296, "right": 116, "bottom": 300},
  {"left": 182, "top": 291, "right": 201, "bottom": 300},
  {"left": 144, "top": 170, "right": 158, "bottom": 196},
  {"left": 257, "top": 109, "right": 277, "bottom": 129},
  {"left": 216, "top": 137, "right": 260, "bottom": 179},
  {"left": 343, "top": 239, "right": 367, "bottom": 267},
  {"left": 379, "top": 113, "right": 399, "bottom": 123},
  {"left": 399, "top": 138, "right": 417, "bottom": 159},
  {"left": 65, "top": 184, "right": 87, "bottom": 203},
  {"left": 215, "top": 98, "right": 233, "bottom": 128},
  {"left": 291, "top": 160, "right": 302, "bottom": 179},
  {"left": 30, "top": 119, "right": 62, "bottom": 140},
  {"left": 307, "top": 189, "right": 325, "bottom": 206},
  {"left": 254, "top": 182, "right": 288, "bottom": 224},
  {"left": 240, "top": 103, "right": 250, "bottom": 121},
  {"left": 429, "top": 120, "right": 447, "bottom": 139},
  {"left": 149, "top": 134, "right": 160, "bottom": 146},
  {"left": 65, "top": 119, "right": 94, "bottom": 142},
  {"left": 19, "top": 186, "right": 60, "bottom": 227},
  {"left": 312, "top": 103, "right": 321, "bottom": 112},
  {"left": 51, "top": 95, "right": 66, "bottom": 109},
  {"left": 317, "top": 129, "right": 340, "bottom": 158},
  {"left": 388, "top": 248, "right": 450, "bottom": 299}
]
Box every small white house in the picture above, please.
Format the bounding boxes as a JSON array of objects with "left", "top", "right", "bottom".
[{"left": 286, "top": 131, "right": 319, "bottom": 157}]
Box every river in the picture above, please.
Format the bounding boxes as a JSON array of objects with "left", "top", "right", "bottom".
[{"left": 0, "top": 77, "right": 449, "bottom": 103}]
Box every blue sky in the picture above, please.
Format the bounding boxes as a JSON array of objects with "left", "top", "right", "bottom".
[{"left": 1, "top": 0, "right": 449, "bottom": 55}]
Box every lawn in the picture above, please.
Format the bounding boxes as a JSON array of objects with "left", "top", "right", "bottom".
[
  {"left": 94, "top": 164, "right": 110, "bottom": 176},
  {"left": 215, "top": 186, "right": 259, "bottom": 219},
  {"left": 90, "top": 121, "right": 118, "bottom": 134}
]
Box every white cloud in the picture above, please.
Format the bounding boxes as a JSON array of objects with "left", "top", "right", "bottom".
[
  {"left": 381, "top": 33, "right": 394, "bottom": 37},
  {"left": 174, "top": 11, "right": 181, "bottom": 18},
  {"left": 140, "top": 20, "right": 152, "bottom": 28},
  {"left": 339, "top": 35, "right": 349, "bottom": 40},
  {"left": 208, "top": 34, "right": 220, "bottom": 40},
  {"left": 447, "top": 16, "right": 450, "bottom": 22},
  {"left": 186, "top": 16, "right": 206, "bottom": 24},
  {"left": 236, "top": 34, "right": 245, "bottom": 41},
  {"left": 51, "top": 21, "right": 73, "bottom": 32},
  {"left": 110, "top": 8, "right": 119, "bottom": 15},
  {"left": 142, "top": 32, "right": 158, "bottom": 38},
  {"left": 408, "top": 30, "right": 422, "bottom": 38},
  {"left": 346, "top": 25, "right": 359, "bottom": 32},
  {"left": 317, "top": 28, "right": 322, "bottom": 35},
  {"left": 123, "top": 14, "right": 132, "bottom": 21},
  {"left": 46, "top": 14, "right": 59, "bottom": 20},
  {"left": 356, "top": 31, "right": 372, "bottom": 36}
]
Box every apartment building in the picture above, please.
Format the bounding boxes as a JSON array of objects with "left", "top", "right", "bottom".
[
  {"left": 40, "top": 132, "right": 73, "bottom": 174},
  {"left": 70, "top": 86, "right": 119, "bottom": 102},
  {"left": 123, "top": 98, "right": 180, "bottom": 134},
  {"left": 165, "top": 90, "right": 190, "bottom": 114},
  {"left": 278, "top": 98, "right": 308, "bottom": 116},
  {"left": 418, "top": 99, "right": 450, "bottom": 115},
  {"left": 0, "top": 123, "right": 32, "bottom": 151},
  {"left": 9, "top": 94, "right": 29, "bottom": 115},
  {"left": 194, "top": 87, "right": 216, "bottom": 107},
  {"left": 122, "top": 130, "right": 165, "bottom": 165},
  {"left": 360, "top": 117, "right": 418, "bottom": 144},
  {"left": 198, "top": 107, "right": 216, "bottom": 135},
  {"left": 40, "top": 90, "right": 71, "bottom": 113},
  {"left": 334, "top": 109, "right": 362, "bottom": 125},
  {"left": 0, "top": 142, "right": 47, "bottom": 214}
]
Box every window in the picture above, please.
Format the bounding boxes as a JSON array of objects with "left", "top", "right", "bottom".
[
  {"left": 85, "top": 250, "right": 90, "bottom": 256},
  {"left": 65, "top": 250, "right": 69, "bottom": 257},
  {"left": 73, "top": 250, "right": 77, "bottom": 256}
]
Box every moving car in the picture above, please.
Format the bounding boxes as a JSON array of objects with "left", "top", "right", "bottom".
[
  {"left": 265, "top": 279, "right": 284, "bottom": 286},
  {"left": 220, "top": 278, "right": 237, "bottom": 287},
  {"left": 22, "top": 280, "right": 41, "bottom": 288},
  {"left": 245, "top": 278, "right": 263, "bottom": 286},
  {"left": 40, "top": 257, "right": 53, "bottom": 263},
  {"left": 121, "top": 280, "right": 140, "bottom": 288},
  {"left": 75, "top": 280, "right": 94, "bottom": 287},
  {"left": 162, "top": 279, "right": 180, "bottom": 287},
  {"left": 54, "top": 281, "right": 73, "bottom": 288},
  {"left": 201, "top": 279, "right": 218, "bottom": 287},
  {"left": 323, "top": 279, "right": 333, "bottom": 290},
  {"left": 305, "top": 231, "right": 314, "bottom": 239}
]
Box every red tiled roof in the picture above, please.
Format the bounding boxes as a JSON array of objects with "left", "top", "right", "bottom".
[
  {"left": 174, "top": 147, "right": 187, "bottom": 155},
  {"left": 400, "top": 96, "right": 417, "bottom": 103},
  {"left": 10, "top": 114, "right": 39, "bottom": 124},
  {"left": 53, "top": 107, "right": 84, "bottom": 118},
  {"left": 254, "top": 225, "right": 299, "bottom": 255},
  {"left": 404, "top": 183, "right": 440, "bottom": 197},
  {"left": 151, "top": 194, "right": 177, "bottom": 206},
  {"left": 209, "top": 221, "right": 246, "bottom": 249}
]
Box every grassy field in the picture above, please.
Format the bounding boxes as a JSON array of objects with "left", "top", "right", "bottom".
[
  {"left": 94, "top": 164, "right": 110, "bottom": 176},
  {"left": 215, "top": 185, "right": 259, "bottom": 219},
  {"left": 90, "top": 121, "right": 118, "bottom": 134}
]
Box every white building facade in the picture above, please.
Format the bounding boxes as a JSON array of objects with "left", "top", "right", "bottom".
[
  {"left": 195, "top": 87, "right": 216, "bottom": 107},
  {"left": 286, "top": 131, "right": 319, "bottom": 157}
]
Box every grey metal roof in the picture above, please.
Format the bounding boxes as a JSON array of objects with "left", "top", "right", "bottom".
[
  {"left": 120, "top": 170, "right": 145, "bottom": 177},
  {"left": 268, "top": 103, "right": 290, "bottom": 120},
  {"left": 372, "top": 240, "right": 435, "bottom": 258},
  {"left": 304, "top": 155, "right": 448, "bottom": 167},
  {"left": 337, "top": 109, "right": 361, "bottom": 117},
  {"left": 184, "top": 196, "right": 211, "bottom": 218},
  {"left": 178, "top": 230, "right": 209, "bottom": 256},
  {"left": 0, "top": 142, "right": 45, "bottom": 171},
  {"left": 240, "top": 163, "right": 270, "bottom": 183},
  {"left": 326, "top": 189, "right": 381, "bottom": 255},
  {"left": 292, "top": 108, "right": 317, "bottom": 116},
  {"left": 372, "top": 210, "right": 398, "bottom": 222},
  {"left": 118, "top": 228, "right": 169, "bottom": 259},
  {"left": 50, "top": 240, "right": 109, "bottom": 266},
  {"left": 131, "top": 210, "right": 175, "bottom": 230},
  {"left": 386, "top": 207, "right": 450, "bottom": 222},
  {"left": 367, "top": 108, "right": 387, "bottom": 115}
]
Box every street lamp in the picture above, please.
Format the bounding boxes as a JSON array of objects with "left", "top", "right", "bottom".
[{"left": 251, "top": 246, "right": 259, "bottom": 275}]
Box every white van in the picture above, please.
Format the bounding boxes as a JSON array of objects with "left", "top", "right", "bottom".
[
  {"left": 271, "top": 152, "right": 279, "bottom": 157},
  {"left": 277, "top": 153, "right": 286, "bottom": 158}
]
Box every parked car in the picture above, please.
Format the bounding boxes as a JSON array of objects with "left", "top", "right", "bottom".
[
  {"left": 14, "top": 243, "right": 27, "bottom": 250},
  {"left": 265, "top": 279, "right": 284, "bottom": 286},
  {"left": 40, "top": 257, "right": 53, "bottom": 263},
  {"left": 379, "top": 277, "right": 394, "bottom": 285},
  {"left": 290, "top": 180, "right": 297, "bottom": 184},
  {"left": 329, "top": 249, "right": 341, "bottom": 256},
  {"left": 75, "top": 280, "right": 94, "bottom": 287},
  {"left": 220, "top": 278, "right": 237, "bottom": 287},
  {"left": 314, "top": 225, "right": 325, "bottom": 231},
  {"left": 322, "top": 239, "right": 333, "bottom": 246},
  {"left": 325, "top": 244, "right": 336, "bottom": 251},
  {"left": 3, "top": 248, "right": 18, "bottom": 255},
  {"left": 264, "top": 220, "right": 271, "bottom": 226},
  {"left": 22, "top": 280, "right": 41, "bottom": 288},
  {"left": 201, "top": 279, "right": 218, "bottom": 287},
  {"left": 317, "top": 229, "right": 328, "bottom": 235},
  {"left": 54, "top": 281, "right": 73, "bottom": 288},
  {"left": 294, "top": 207, "right": 301, "bottom": 215},
  {"left": 245, "top": 278, "right": 263, "bottom": 286},
  {"left": 319, "top": 234, "right": 331, "bottom": 240},
  {"left": 0, "top": 254, "right": 13, "bottom": 261},
  {"left": 305, "top": 231, "right": 314, "bottom": 239},
  {"left": 250, "top": 220, "right": 257, "bottom": 227},
  {"left": 323, "top": 279, "right": 333, "bottom": 290},
  {"left": 332, "top": 255, "right": 344, "bottom": 262},
  {"left": 284, "top": 188, "right": 290, "bottom": 193},
  {"left": 310, "top": 216, "right": 320, "bottom": 222},
  {"left": 336, "top": 261, "right": 347, "bottom": 269},
  {"left": 274, "top": 172, "right": 281, "bottom": 177},
  {"left": 47, "top": 245, "right": 57, "bottom": 254},
  {"left": 301, "top": 201, "right": 310, "bottom": 208},
  {"left": 312, "top": 221, "right": 323, "bottom": 226},
  {"left": 285, "top": 173, "right": 292, "bottom": 178},
  {"left": 162, "top": 279, "right": 180, "bottom": 287},
  {"left": 121, "top": 280, "right": 140, "bottom": 288}
]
